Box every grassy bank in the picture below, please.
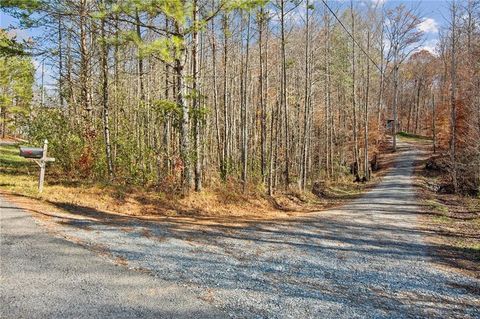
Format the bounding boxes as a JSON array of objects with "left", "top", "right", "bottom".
[{"left": 397, "top": 131, "right": 432, "bottom": 141}]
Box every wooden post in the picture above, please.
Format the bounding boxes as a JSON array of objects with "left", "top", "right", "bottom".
[
  {"left": 38, "top": 139, "right": 48, "bottom": 193},
  {"left": 432, "top": 93, "right": 436, "bottom": 154}
]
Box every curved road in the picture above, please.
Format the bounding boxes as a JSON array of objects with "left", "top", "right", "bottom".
[{"left": 1, "top": 142, "right": 479, "bottom": 318}]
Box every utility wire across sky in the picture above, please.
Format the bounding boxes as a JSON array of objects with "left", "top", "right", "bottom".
[{"left": 320, "top": 0, "right": 382, "bottom": 73}]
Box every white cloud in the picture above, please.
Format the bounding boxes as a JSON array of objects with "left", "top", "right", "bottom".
[
  {"left": 418, "top": 18, "right": 439, "bottom": 34},
  {"left": 416, "top": 38, "right": 439, "bottom": 55}
]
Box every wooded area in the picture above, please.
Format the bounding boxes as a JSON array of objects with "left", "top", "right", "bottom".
[{"left": 1, "top": 0, "right": 479, "bottom": 196}]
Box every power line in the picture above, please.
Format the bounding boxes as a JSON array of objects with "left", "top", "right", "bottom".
[{"left": 321, "top": 0, "right": 382, "bottom": 73}]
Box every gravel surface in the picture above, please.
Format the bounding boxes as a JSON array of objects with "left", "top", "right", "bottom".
[
  {"left": 2, "top": 142, "right": 480, "bottom": 318},
  {"left": 0, "top": 197, "right": 225, "bottom": 318}
]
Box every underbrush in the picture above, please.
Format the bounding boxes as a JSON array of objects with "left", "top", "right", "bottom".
[
  {"left": 1, "top": 142, "right": 382, "bottom": 221},
  {"left": 414, "top": 143, "right": 480, "bottom": 277}
]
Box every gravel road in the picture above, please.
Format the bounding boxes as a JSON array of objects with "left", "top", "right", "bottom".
[
  {"left": 1, "top": 142, "right": 479, "bottom": 318},
  {"left": 0, "top": 198, "right": 225, "bottom": 318}
]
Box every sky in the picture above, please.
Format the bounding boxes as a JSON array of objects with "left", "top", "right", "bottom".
[
  {"left": 377, "top": 0, "right": 452, "bottom": 54},
  {"left": 0, "top": 0, "right": 453, "bottom": 87}
]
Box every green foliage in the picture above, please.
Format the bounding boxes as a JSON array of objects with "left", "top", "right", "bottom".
[
  {"left": 139, "top": 35, "right": 185, "bottom": 61},
  {"left": 0, "top": 0, "right": 44, "bottom": 28},
  {"left": 0, "top": 30, "right": 25, "bottom": 57},
  {"left": 0, "top": 0, "right": 43, "bottom": 11},
  {"left": 330, "top": 25, "right": 352, "bottom": 88},
  {"left": 112, "top": 0, "right": 265, "bottom": 63},
  {"left": 0, "top": 48, "right": 34, "bottom": 135},
  {"left": 190, "top": 105, "right": 209, "bottom": 125},
  {"left": 28, "top": 109, "right": 84, "bottom": 175},
  {"left": 153, "top": 99, "right": 181, "bottom": 118},
  {"left": 0, "top": 30, "right": 27, "bottom": 57},
  {"left": 139, "top": 38, "right": 173, "bottom": 61},
  {"left": 114, "top": 0, "right": 187, "bottom": 23},
  {"left": 226, "top": 0, "right": 268, "bottom": 11}
]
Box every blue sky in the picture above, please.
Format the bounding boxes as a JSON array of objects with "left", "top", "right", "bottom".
[
  {"left": 377, "top": 0, "right": 452, "bottom": 53},
  {"left": 0, "top": 0, "right": 452, "bottom": 86}
]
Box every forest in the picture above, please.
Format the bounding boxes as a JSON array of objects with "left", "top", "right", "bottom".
[
  {"left": 0, "top": 0, "right": 479, "bottom": 197},
  {"left": 1, "top": 1, "right": 480, "bottom": 317}
]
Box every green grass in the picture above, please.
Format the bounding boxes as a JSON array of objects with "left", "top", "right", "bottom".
[
  {"left": 0, "top": 144, "right": 40, "bottom": 196},
  {"left": 423, "top": 199, "right": 449, "bottom": 213},
  {"left": 397, "top": 131, "right": 432, "bottom": 141},
  {"left": 0, "top": 144, "right": 28, "bottom": 165},
  {"left": 471, "top": 243, "right": 480, "bottom": 256},
  {"left": 432, "top": 215, "right": 452, "bottom": 223}
]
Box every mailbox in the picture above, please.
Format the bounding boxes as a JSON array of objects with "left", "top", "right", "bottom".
[
  {"left": 18, "top": 140, "right": 54, "bottom": 193},
  {"left": 20, "top": 147, "right": 44, "bottom": 159}
]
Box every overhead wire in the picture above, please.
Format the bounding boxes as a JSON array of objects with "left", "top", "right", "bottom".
[{"left": 320, "top": 0, "right": 382, "bottom": 73}]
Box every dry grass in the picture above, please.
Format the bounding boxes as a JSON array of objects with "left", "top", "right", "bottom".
[{"left": 0, "top": 140, "right": 388, "bottom": 224}]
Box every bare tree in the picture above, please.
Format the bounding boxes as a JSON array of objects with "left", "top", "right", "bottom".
[
  {"left": 449, "top": 0, "right": 458, "bottom": 193},
  {"left": 384, "top": 4, "right": 423, "bottom": 151}
]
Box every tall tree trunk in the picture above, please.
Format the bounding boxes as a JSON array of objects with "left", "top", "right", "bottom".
[
  {"left": 377, "top": 11, "right": 385, "bottom": 145},
  {"left": 58, "top": 16, "right": 64, "bottom": 108},
  {"left": 192, "top": 0, "right": 202, "bottom": 191},
  {"left": 392, "top": 52, "right": 399, "bottom": 152},
  {"left": 163, "top": 19, "right": 171, "bottom": 177},
  {"left": 432, "top": 92, "right": 436, "bottom": 153},
  {"left": 325, "top": 8, "right": 333, "bottom": 179},
  {"left": 79, "top": 0, "right": 92, "bottom": 137},
  {"left": 280, "top": 0, "right": 290, "bottom": 189},
  {"left": 210, "top": 13, "right": 222, "bottom": 175},
  {"left": 300, "top": 0, "right": 311, "bottom": 190},
  {"left": 100, "top": 13, "right": 114, "bottom": 178},
  {"left": 449, "top": 1, "right": 458, "bottom": 193},
  {"left": 415, "top": 80, "right": 421, "bottom": 134},
  {"left": 135, "top": 10, "right": 146, "bottom": 178},
  {"left": 351, "top": 3, "right": 359, "bottom": 180},
  {"left": 241, "top": 13, "right": 251, "bottom": 190},
  {"left": 364, "top": 31, "right": 370, "bottom": 181},
  {"left": 221, "top": 13, "right": 229, "bottom": 181},
  {"left": 258, "top": 7, "right": 267, "bottom": 185},
  {"left": 174, "top": 25, "right": 191, "bottom": 193}
]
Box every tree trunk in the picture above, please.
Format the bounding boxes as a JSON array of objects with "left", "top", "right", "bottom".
[
  {"left": 449, "top": 1, "right": 458, "bottom": 193},
  {"left": 79, "top": 0, "right": 92, "bottom": 137},
  {"left": 241, "top": 13, "right": 251, "bottom": 190},
  {"left": 192, "top": 0, "right": 202, "bottom": 192},
  {"left": 415, "top": 80, "right": 421, "bottom": 134},
  {"left": 364, "top": 31, "right": 370, "bottom": 181},
  {"left": 300, "top": 0, "right": 311, "bottom": 190},
  {"left": 101, "top": 13, "right": 114, "bottom": 178},
  {"left": 258, "top": 7, "right": 267, "bottom": 185},
  {"left": 280, "top": 0, "right": 290, "bottom": 189},
  {"left": 392, "top": 57, "right": 399, "bottom": 152},
  {"left": 432, "top": 92, "right": 436, "bottom": 153},
  {"left": 174, "top": 25, "right": 191, "bottom": 193},
  {"left": 210, "top": 14, "right": 222, "bottom": 175},
  {"left": 221, "top": 13, "right": 229, "bottom": 181},
  {"left": 351, "top": 3, "right": 359, "bottom": 180}
]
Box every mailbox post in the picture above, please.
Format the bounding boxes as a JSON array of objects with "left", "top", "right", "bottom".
[
  {"left": 20, "top": 139, "right": 55, "bottom": 193},
  {"left": 38, "top": 140, "right": 48, "bottom": 193}
]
